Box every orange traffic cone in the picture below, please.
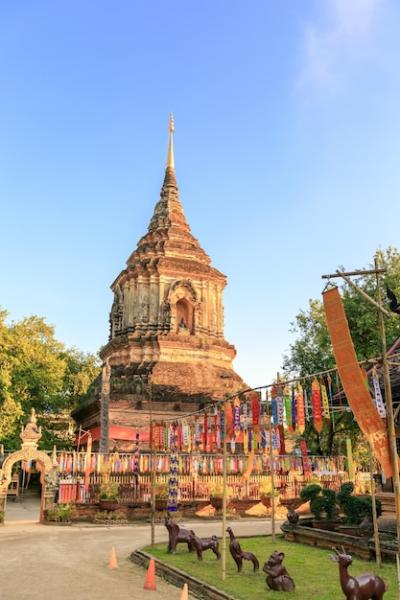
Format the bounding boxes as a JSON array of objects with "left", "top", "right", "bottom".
[
  {"left": 179, "top": 583, "right": 188, "bottom": 600},
  {"left": 144, "top": 557, "right": 156, "bottom": 591},
  {"left": 108, "top": 546, "right": 118, "bottom": 570}
]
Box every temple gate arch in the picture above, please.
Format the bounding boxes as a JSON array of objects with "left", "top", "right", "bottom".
[{"left": 0, "top": 410, "right": 58, "bottom": 523}]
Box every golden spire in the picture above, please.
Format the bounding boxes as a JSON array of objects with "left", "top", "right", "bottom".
[{"left": 167, "top": 112, "right": 175, "bottom": 169}]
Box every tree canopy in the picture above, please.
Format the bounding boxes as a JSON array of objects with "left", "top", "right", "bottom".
[
  {"left": 0, "top": 310, "right": 100, "bottom": 450},
  {"left": 282, "top": 247, "right": 400, "bottom": 455},
  {"left": 283, "top": 247, "right": 400, "bottom": 377}
]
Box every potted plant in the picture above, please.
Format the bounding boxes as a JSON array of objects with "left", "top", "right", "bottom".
[
  {"left": 155, "top": 484, "right": 169, "bottom": 511},
  {"left": 208, "top": 481, "right": 225, "bottom": 510},
  {"left": 99, "top": 481, "right": 120, "bottom": 511},
  {"left": 259, "top": 477, "right": 272, "bottom": 507},
  {"left": 300, "top": 484, "right": 338, "bottom": 531}
]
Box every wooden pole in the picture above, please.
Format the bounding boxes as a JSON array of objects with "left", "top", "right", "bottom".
[
  {"left": 346, "top": 438, "right": 354, "bottom": 482},
  {"left": 374, "top": 257, "right": 400, "bottom": 592},
  {"left": 148, "top": 381, "right": 156, "bottom": 547},
  {"left": 221, "top": 398, "right": 228, "bottom": 581},
  {"left": 369, "top": 450, "right": 382, "bottom": 568},
  {"left": 268, "top": 410, "right": 276, "bottom": 543}
]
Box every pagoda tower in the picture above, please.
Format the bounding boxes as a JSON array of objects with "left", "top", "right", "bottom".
[{"left": 73, "top": 116, "right": 245, "bottom": 450}]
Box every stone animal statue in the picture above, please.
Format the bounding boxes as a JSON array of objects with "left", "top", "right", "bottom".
[
  {"left": 164, "top": 515, "right": 195, "bottom": 554},
  {"left": 263, "top": 551, "right": 295, "bottom": 592},
  {"left": 330, "top": 546, "right": 386, "bottom": 600},
  {"left": 226, "top": 527, "right": 259, "bottom": 572},
  {"left": 287, "top": 506, "right": 299, "bottom": 525},
  {"left": 188, "top": 530, "right": 221, "bottom": 561}
]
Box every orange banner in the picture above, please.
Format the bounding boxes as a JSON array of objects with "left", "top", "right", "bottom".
[{"left": 323, "top": 287, "right": 393, "bottom": 478}]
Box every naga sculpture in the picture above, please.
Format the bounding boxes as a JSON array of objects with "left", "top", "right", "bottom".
[
  {"left": 330, "top": 546, "right": 386, "bottom": 599},
  {"left": 263, "top": 551, "right": 295, "bottom": 592},
  {"left": 188, "top": 530, "right": 221, "bottom": 561},
  {"left": 164, "top": 515, "right": 195, "bottom": 554},
  {"left": 226, "top": 527, "right": 259, "bottom": 572}
]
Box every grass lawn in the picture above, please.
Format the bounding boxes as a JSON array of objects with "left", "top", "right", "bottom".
[{"left": 143, "top": 535, "right": 397, "bottom": 599}]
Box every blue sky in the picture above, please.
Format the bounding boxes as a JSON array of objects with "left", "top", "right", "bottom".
[{"left": 1, "top": 1, "right": 400, "bottom": 386}]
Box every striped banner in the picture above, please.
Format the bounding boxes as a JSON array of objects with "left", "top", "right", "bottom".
[{"left": 323, "top": 286, "right": 393, "bottom": 478}]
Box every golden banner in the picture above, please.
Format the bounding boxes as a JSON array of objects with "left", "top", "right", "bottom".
[{"left": 323, "top": 287, "right": 393, "bottom": 478}]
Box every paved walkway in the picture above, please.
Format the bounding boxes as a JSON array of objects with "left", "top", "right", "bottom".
[
  {"left": 4, "top": 494, "right": 41, "bottom": 523},
  {"left": 0, "top": 517, "right": 278, "bottom": 600}
]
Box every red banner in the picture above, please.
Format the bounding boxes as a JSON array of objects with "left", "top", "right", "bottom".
[
  {"left": 311, "top": 378, "right": 324, "bottom": 433},
  {"left": 323, "top": 286, "right": 393, "bottom": 478}
]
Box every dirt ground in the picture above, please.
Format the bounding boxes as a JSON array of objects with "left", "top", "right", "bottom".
[{"left": 0, "top": 513, "right": 276, "bottom": 600}]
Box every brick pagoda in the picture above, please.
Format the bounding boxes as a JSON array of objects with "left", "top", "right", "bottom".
[{"left": 73, "top": 116, "right": 245, "bottom": 450}]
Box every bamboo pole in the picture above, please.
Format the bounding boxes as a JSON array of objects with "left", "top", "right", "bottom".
[
  {"left": 369, "top": 451, "right": 382, "bottom": 568},
  {"left": 149, "top": 381, "right": 156, "bottom": 547},
  {"left": 346, "top": 438, "right": 354, "bottom": 482},
  {"left": 268, "top": 411, "right": 276, "bottom": 543},
  {"left": 221, "top": 398, "right": 228, "bottom": 581},
  {"left": 374, "top": 257, "right": 400, "bottom": 592}
]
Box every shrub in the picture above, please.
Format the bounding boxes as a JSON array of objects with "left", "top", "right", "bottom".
[
  {"left": 337, "top": 482, "right": 382, "bottom": 525},
  {"left": 94, "top": 509, "right": 127, "bottom": 522},
  {"left": 46, "top": 503, "right": 75, "bottom": 522},
  {"left": 99, "top": 481, "right": 119, "bottom": 501},
  {"left": 322, "top": 489, "right": 337, "bottom": 520},
  {"left": 300, "top": 484, "right": 338, "bottom": 520}
]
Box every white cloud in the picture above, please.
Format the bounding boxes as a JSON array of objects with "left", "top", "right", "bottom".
[{"left": 299, "top": 0, "right": 383, "bottom": 89}]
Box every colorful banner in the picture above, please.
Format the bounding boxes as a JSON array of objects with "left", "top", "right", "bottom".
[
  {"left": 372, "top": 368, "right": 387, "bottom": 418},
  {"left": 311, "top": 378, "right": 324, "bottom": 433},
  {"left": 167, "top": 452, "right": 179, "bottom": 512},
  {"left": 321, "top": 381, "right": 331, "bottom": 420},
  {"left": 300, "top": 440, "right": 312, "bottom": 477},
  {"left": 284, "top": 386, "right": 292, "bottom": 430},
  {"left": 323, "top": 286, "right": 393, "bottom": 478},
  {"left": 296, "top": 384, "right": 306, "bottom": 433}
]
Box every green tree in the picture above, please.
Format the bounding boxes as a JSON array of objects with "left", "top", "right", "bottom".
[
  {"left": 283, "top": 247, "right": 400, "bottom": 375},
  {"left": 283, "top": 247, "right": 400, "bottom": 454},
  {"left": 0, "top": 310, "right": 100, "bottom": 449}
]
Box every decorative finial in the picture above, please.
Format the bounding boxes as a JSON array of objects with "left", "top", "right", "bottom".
[
  {"left": 169, "top": 112, "right": 175, "bottom": 133},
  {"left": 166, "top": 112, "right": 175, "bottom": 170},
  {"left": 30, "top": 407, "right": 37, "bottom": 424}
]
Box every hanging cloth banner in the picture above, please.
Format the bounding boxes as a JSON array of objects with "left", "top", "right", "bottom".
[
  {"left": 242, "top": 450, "right": 255, "bottom": 480},
  {"left": 276, "top": 392, "right": 284, "bottom": 426},
  {"left": 291, "top": 385, "right": 297, "bottom": 431},
  {"left": 220, "top": 409, "right": 225, "bottom": 442},
  {"left": 323, "top": 286, "right": 393, "bottom": 478},
  {"left": 296, "top": 384, "right": 306, "bottom": 433},
  {"left": 272, "top": 428, "right": 280, "bottom": 450},
  {"left": 271, "top": 386, "right": 278, "bottom": 425},
  {"left": 321, "top": 381, "right": 331, "bottom": 420},
  {"left": 284, "top": 386, "right": 292, "bottom": 430},
  {"left": 304, "top": 387, "right": 310, "bottom": 421},
  {"left": 311, "top": 378, "right": 324, "bottom": 433},
  {"left": 84, "top": 434, "right": 92, "bottom": 493},
  {"left": 226, "top": 402, "right": 234, "bottom": 437},
  {"left": 327, "top": 374, "right": 335, "bottom": 431},
  {"left": 278, "top": 425, "right": 286, "bottom": 454},
  {"left": 167, "top": 452, "right": 179, "bottom": 512},
  {"left": 203, "top": 413, "right": 208, "bottom": 450},
  {"left": 251, "top": 393, "right": 260, "bottom": 430},
  {"left": 234, "top": 398, "right": 241, "bottom": 435},
  {"left": 300, "top": 439, "right": 312, "bottom": 476},
  {"left": 372, "top": 367, "right": 387, "bottom": 418}
]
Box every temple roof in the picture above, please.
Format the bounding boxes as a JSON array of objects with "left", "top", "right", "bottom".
[{"left": 126, "top": 115, "right": 217, "bottom": 271}]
